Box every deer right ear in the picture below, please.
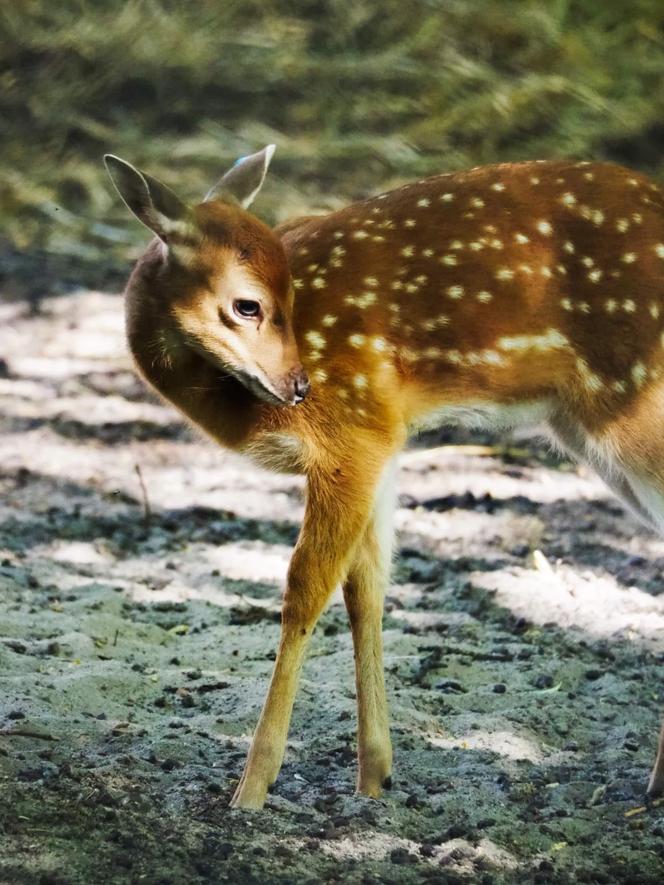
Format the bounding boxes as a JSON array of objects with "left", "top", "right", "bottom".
[
  {"left": 104, "top": 154, "right": 194, "bottom": 244},
  {"left": 204, "top": 145, "right": 276, "bottom": 209}
]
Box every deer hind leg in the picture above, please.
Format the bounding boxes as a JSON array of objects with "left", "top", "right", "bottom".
[
  {"left": 342, "top": 457, "right": 397, "bottom": 798},
  {"left": 230, "top": 446, "right": 394, "bottom": 810},
  {"left": 547, "top": 410, "right": 657, "bottom": 530},
  {"left": 551, "top": 401, "right": 664, "bottom": 795}
]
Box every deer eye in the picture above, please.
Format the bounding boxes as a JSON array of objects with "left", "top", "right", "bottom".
[{"left": 233, "top": 299, "right": 261, "bottom": 319}]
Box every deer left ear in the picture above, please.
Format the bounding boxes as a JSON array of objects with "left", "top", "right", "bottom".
[
  {"left": 104, "top": 154, "right": 195, "bottom": 245},
  {"left": 204, "top": 145, "right": 276, "bottom": 209}
]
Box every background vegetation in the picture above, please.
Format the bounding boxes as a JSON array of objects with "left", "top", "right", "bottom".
[{"left": 2, "top": 0, "right": 664, "bottom": 300}]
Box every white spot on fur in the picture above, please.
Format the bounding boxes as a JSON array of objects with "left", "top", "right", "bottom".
[
  {"left": 441, "top": 254, "right": 457, "bottom": 266},
  {"left": 515, "top": 233, "right": 529, "bottom": 244},
  {"left": 353, "top": 374, "right": 368, "bottom": 389},
  {"left": 576, "top": 357, "right": 603, "bottom": 391},
  {"left": 563, "top": 241, "right": 575, "bottom": 254},
  {"left": 477, "top": 290, "right": 493, "bottom": 303},
  {"left": 560, "top": 192, "right": 577, "bottom": 207},
  {"left": 491, "top": 182, "right": 505, "bottom": 191},
  {"left": 622, "top": 252, "right": 637, "bottom": 264},
  {"left": 498, "top": 328, "right": 569, "bottom": 352},
  {"left": 446, "top": 285, "right": 464, "bottom": 299},
  {"left": 655, "top": 244, "right": 664, "bottom": 259},
  {"left": 348, "top": 333, "right": 366, "bottom": 348},
  {"left": 305, "top": 331, "right": 326, "bottom": 349},
  {"left": 353, "top": 230, "right": 369, "bottom": 240},
  {"left": 588, "top": 269, "right": 602, "bottom": 283},
  {"left": 560, "top": 298, "right": 573, "bottom": 311},
  {"left": 495, "top": 268, "right": 514, "bottom": 281},
  {"left": 605, "top": 299, "right": 617, "bottom": 313},
  {"left": 440, "top": 193, "right": 455, "bottom": 202},
  {"left": 623, "top": 299, "right": 636, "bottom": 313},
  {"left": 631, "top": 362, "right": 647, "bottom": 387},
  {"left": 536, "top": 220, "right": 553, "bottom": 236},
  {"left": 416, "top": 198, "right": 430, "bottom": 208},
  {"left": 400, "top": 245, "right": 415, "bottom": 257},
  {"left": 616, "top": 218, "right": 629, "bottom": 233},
  {"left": 357, "top": 292, "right": 377, "bottom": 308},
  {"left": 404, "top": 219, "right": 416, "bottom": 229}
]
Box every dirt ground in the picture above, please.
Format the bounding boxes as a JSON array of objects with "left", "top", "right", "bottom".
[{"left": 1, "top": 291, "right": 664, "bottom": 884}]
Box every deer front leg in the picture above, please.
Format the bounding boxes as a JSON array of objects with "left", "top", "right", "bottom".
[
  {"left": 230, "top": 457, "right": 389, "bottom": 810},
  {"left": 342, "top": 458, "right": 397, "bottom": 798}
]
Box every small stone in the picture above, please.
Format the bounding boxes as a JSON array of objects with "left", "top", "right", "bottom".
[
  {"left": 492, "top": 683, "right": 507, "bottom": 694},
  {"left": 390, "top": 847, "right": 418, "bottom": 865},
  {"left": 533, "top": 674, "right": 554, "bottom": 689},
  {"left": 446, "top": 823, "right": 468, "bottom": 839}
]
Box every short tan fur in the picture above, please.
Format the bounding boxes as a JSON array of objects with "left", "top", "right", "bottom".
[{"left": 106, "top": 148, "right": 664, "bottom": 809}]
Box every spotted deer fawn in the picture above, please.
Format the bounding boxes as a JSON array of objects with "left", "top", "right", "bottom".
[{"left": 106, "top": 146, "right": 664, "bottom": 809}]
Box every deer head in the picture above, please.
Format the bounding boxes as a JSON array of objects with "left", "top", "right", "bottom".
[{"left": 105, "top": 146, "right": 309, "bottom": 406}]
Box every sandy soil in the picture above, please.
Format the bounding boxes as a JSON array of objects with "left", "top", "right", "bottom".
[{"left": 1, "top": 292, "right": 664, "bottom": 884}]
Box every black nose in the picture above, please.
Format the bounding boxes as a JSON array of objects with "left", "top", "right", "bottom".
[{"left": 293, "top": 371, "right": 310, "bottom": 403}]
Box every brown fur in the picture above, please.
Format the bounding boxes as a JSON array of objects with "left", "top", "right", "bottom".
[{"left": 122, "top": 159, "right": 664, "bottom": 808}]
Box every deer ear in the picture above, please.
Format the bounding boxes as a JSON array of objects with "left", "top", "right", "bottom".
[
  {"left": 204, "top": 144, "right": 276, "bottom": 209},
  {"left": 104, "top": 154, "right": 194, "bottom": 243}
]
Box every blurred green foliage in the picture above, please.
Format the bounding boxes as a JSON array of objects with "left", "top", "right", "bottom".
[{"left": 2, "top": 0, "right": 664, "bottom": 298}]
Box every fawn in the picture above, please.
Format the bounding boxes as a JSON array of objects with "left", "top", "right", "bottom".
[{"left": 106, "top": 146, "right": 664, "bottom": 809}]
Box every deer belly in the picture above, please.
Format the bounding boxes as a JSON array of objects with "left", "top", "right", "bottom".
[{"left": 411, "top": 398, "right": 553, "bottom": 434}]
